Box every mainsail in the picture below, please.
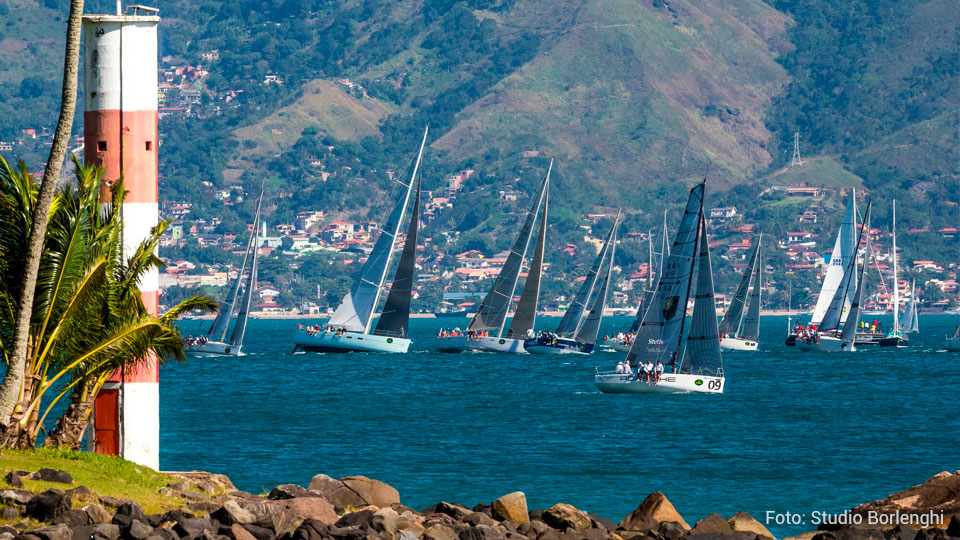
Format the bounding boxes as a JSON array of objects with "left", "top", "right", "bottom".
[
  {"left": 680, "top": 213, "right": 722, "bottom": 377},
  {"left": 228, "top": 187, "right": 265, "bottom": 346},
  {"left": 821, "top": 199, "right": 871, "bottom": 332},
  {"left": 505, "top": 163, "right": 551, "bottom": 339},
  {"left": 574, "top": 210, "right": 620, "bottom": 344},
  {"left": 208, "top": 207, "right": 258, "bottom": 340},
  {"left": 901, "top": 279, "right": 920, "bottom": 333},
  {"left": 811, "top": 190, "right": 857, "bottom": 325},
  {"left": 467, "top": 168, "right": 548, "bottom": 335},
  {"left": 840, "top": 204, "right": 871, "bottom": 341},
  {"left": 626, "top": 183, "right": 703, "bottom": 367},
  {"left": 718, "top": 235, "right": 761, "bottom": 338},
  {"left": 328, "top": 127, "right": 427, "bottom": 333},
  {"left": 554, "top": 214, "right": 612, "bottom": 338},
  {"left": 740, "top": 238, "right": 762, "bottom": 342},
  {"left": 373, "top": 168, "right": 422, "bottom": 338}
]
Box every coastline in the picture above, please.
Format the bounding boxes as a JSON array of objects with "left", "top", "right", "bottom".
[{"left": 180, "top": 309, "right": 817, "bottom": 321}]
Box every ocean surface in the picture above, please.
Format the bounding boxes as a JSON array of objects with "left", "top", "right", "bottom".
[{"left": 164, "top": 315, "right": 960, "bottom": 536}]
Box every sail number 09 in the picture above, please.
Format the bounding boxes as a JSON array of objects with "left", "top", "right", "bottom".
[{"left": 707, "top": 379, "right": 722, "bottom": 390}]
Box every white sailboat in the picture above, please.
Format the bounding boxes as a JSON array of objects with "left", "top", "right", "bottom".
[
  {"left": 595, "top": 181, "right": 725, "bottom": 394},
  {"left": 525, "top": 209, "right": 621, "bottom": 355},
  {"left": 795, "top": 200, "right": 872, "bottom": 352},
  {"left": 787, "top": 190, "right": 858, "bottom": 346},
  {"left": 186, "top": 186, "right": 265, "bottom": 357},
  {"left": 718, "top": 234, "right": 762, "bottom": 351},
  {"left": 901, "top": 278, "right": 920, "bottom": 335},
  {"left": 436, "top": 162, "right": 551, "bottom": 353},
  {"left": 293, "top": 127, "right": 427, "bottom": 354},
  {"left": 880, "top": 200, "right": 907, "bottom": 347}
]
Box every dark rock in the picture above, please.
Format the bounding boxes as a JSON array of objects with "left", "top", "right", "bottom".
[
  {"left": 25, "top": 524, "right": 73, "bottom": 540},
  {"left": 684, "top": 534, "right": 755, "bottom": 540},
  {"left": 327, "top": 526, "right": 366, "bottom": 540},
  {"left": 582, "top": 529, "right": 607, "bottom": 540},
  {"left": 473, "top": 504, "right": 493, "bottom": 516},
  {"left": 113, "top": 514, "right": 134, "bottom": 530},
  {"left": 182, "top": 492, "right": 210, "bottom": 502},
  {"left": 145, "top": 515, "right": 164, "bottom": 528},
  {"left": 54, "top": 509, "right": 89, "bottom": 527},
  {"left": 542, "top": 504, "right": 592, "bottom": 533},
  {"left": 25, "top": 489, "right": 72, "bottom": 522},
  {"left": 946, "top": 514, "right": 960, "bottom": 537},
  {"left": 690, "top": 513, "right": 733, "bottom": 535},
  {"left": 1, "top": 506, "right": 19, "bottom": 520},
  {"left": 93, "top": 523, "right": 121, "bottom": 540},
  {"left": 150, "top": 530, "right": 176, "bottom": 540},
  {"left": 0, "top": 488, "right": 33, "bottom": 505},
  {"left": 528, "top": 511, "right": 544, "bottom": 523},
  {"left": 536, "top": 528, "right": 560, "bottom": 540},
  {"left": 100, "top": 497, "right": 137, "bottom": 509},
  {"left": 186, "top": 502, "right": 221, "bottom": 513},
  {"left": 125, "top": 519, "right": 154, "bottom": 540},
  {"left": 161, "top": 509, "right": 194, "bottom": 524},
  {"left": 31, "top": 469, "right": 74, "bottom": 485},
  {"left": 657, "top": 521, "right": 687, "bottom": 540},
  {"left": 67, "top": 486, "right": 92, "bottom": 498},
  {"left": 71, "top": 525, "right": 94, "bottom": 540},
  {"left": 392, "top": 504, "right": 420, "bottom": 515},
  {"left": 335, "top": 510, "right": 375, "bottom": 530},
  {"left": 459, "top": 525, "right": 502, "bottom": 540},
  {"left": 285, "top": 519, "right": 328, "bottom": 540},
  {"left": 834, "top": 529, "right": 885, "bottom": 540},
  {"left": 587, "top": 514, "right": 615, "bottom": 531},
  {"left": 889, "top": 525, "right": 918, "bottom": 540},
  {"left": 211, "top": 501, "right": 257, "bottom": 526},
  {"left": 238, "top": 524, "right": 275, "bottom": 540},
  {"left": 464, "top": 513, "right": 497, "bottom": 527},
  {"left": 174, "top": 518, "right": 217, "bottom": 540},
  {"left": 268, "top": 485, "right": 317, "bottom": 501},
  {"left": 5, "top": 472, "right": 24, "bottom": 488},
  {"left": 432, "top": 502, "right": 473, "bottom": 522},
  {"left": 813, "top": 533, "right": 838, "bottom": 540},
  {"left": 115, "top": 503, "right": 147, "bottom": 523}
]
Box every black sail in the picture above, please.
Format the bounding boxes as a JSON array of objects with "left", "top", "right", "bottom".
[
  {"left": 574, "top": 210, "right": 620, "bottom": 344},
  {"left": 718, "top": 235, "right": 760, "bottom": 338},
  {"left": 374, "top": 171, "right": 422, "bottom": 338},
  {"left": 228, "top": 187, "right": 265, "bottom": 346},
  {"left": 506, "top": 166, "right": 550, "bottom": 339},
  {"left": 740, "top": 237, "right": 763, "bottom": 341},
  {"left": 679, "top": 212, "right": 723, "bottom": 377}
]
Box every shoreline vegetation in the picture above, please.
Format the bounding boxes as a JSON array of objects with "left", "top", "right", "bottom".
[{"left": 1, "top": 450, "right": 958, "bottom": 540}]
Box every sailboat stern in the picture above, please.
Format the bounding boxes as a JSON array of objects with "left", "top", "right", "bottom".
[
  {"left": 718, "top": 337, "right": 758, "bottom": 351},
  {"left": 594, "top": 372, "right": 724, "bottom": 394},
  {"left": 293, "top": 329, "right": 411, "bottom": 353}
]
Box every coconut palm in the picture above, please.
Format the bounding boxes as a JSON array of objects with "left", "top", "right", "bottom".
[{"left": 0, "top": 156, "right": 217, "bottom": 448}]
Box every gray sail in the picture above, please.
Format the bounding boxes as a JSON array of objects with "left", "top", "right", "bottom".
[
  {"left": 820, "top": 200, "right": 870, "bottom": 332},
  {"left": 718, "top": 235, "right": 760, "bottom": 337},
  {"left": 679, "top": 213, "right": 722, "bottom": 377},
  {"left": 740, "top": 236, "right": 762, "bottom": 341},
  {"left": 626, "top": 183, "right": 703, "bottom": 367},
  {"left": 841, "top": 206, "right": 871, "bottom": 342},
  {"left": 574, "top": 210, "right": 620, "bottom": 344},
  {"left": 629, "top": 222, "right": 667, "bottom": 334},
  {"left": 901, "top": 279, "right": 920, "bottom": 333},
  {"left": 554, "top": 216, "right": 610, "bottom": 338},
  {"left": 468, "top": 170, "right": 547, "bottom": 334},
  {"left": 208, "top": 220, "right": 255, "bottom": 340},
  {"left": 228, "top": 188, "right": 265, "bottom": 346},
  {"left": 373, "top": 169, "right": 421, "bottom": 338},
  {"left": 506, "top": 164, "right": 551, "bottom": 339},
  {"left": 328, "top": 127, "right": 427, "bottom": 333}
]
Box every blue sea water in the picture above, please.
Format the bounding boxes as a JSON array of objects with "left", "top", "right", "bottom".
[{"left": 163, "top": 315, "right": 960, "bottom": 536}]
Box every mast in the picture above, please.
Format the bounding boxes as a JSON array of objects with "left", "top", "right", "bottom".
[
  {"left": 892, "top": 199, "right": 899, "bottom": 331},
  {"left": 506, "top": 165, "right": 550, "bottom": 339}
]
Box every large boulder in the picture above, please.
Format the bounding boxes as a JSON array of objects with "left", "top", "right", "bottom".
[
  {"left": 690, "top": 513, "right": 734, "bottom": 535},
  {"left": 491, "top": 493, "right": 529, "bottom": 525},
  {"left": 424, "top": 523, "right": 460, "bottom": 540},
  {"left": 278, "top": 497, "right": 338, "bottom": 525},
  {"left": 93, "top": 523, "right": 121, "bottom": 540},
  {"left": 620, "top": 492, "right": 690, "bottom": 531},
  {"left": 25, "top": 490, "right": 72, "bottom": 522},
  {"left": 22, "top": 524, "right": 73, "bottom": 540},
  {"left": 542, "top": 504, "right": 592, "bottom": 532},
  {"left": 728, "top": 512, "right": 775, "bottom": 539},
  {"left": 230, "top": 524, "right": 258, "bottom": 540},
  {"left": 0, "top": 488, "right": 34, "bottom": 505},
  {"left": 849, "top": 471, "right": 960, "bottom": 528},
  {"left": 268, "top": 485, "right": 317, "bottom": 500},
  {"left": 211, "top": 501, "right": 257, "bottom": 526},
  {"left": 31, "top": 469, "right": 74, "bottom": 485},
  {"left": 307, "top": 475, "right": 399, "bottom": 510}
]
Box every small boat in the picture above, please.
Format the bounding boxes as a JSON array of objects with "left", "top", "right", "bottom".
[
  {"left": 293, "top": 127, "right": 427, "bottom": 353},
  {"left": 718, "top": 234, "right": 762, "bottom": 351},
  {"left": 795, "top": 200, "right": 872, "bottom": 352},
  {"left": 525, "top": 209, "right": 620, "bottom": 355},
  {"left": 880, "top": 200, "right": 907, "bottom": 347},
  {"left": 436, "top": 162, "right": 552, "bottom": 353},
  {"left": 945, "top": 325, "right": 960, "bottom": 352},
  {"left": 596, "top": 181, "right": 724, "bottom": 394},
  {"left": 787, "top": 191, "right": 859, "bottom": 346},
  {"left": 186, "top": 186, "right": 265, "bottom": 357}
]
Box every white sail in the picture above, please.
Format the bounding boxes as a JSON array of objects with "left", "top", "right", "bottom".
[
  {"left": 328, "top": 127, "right": 427, "bottom": 333},
  {"left": 811, "top": 190, "right": 857, "bottom": 325}
]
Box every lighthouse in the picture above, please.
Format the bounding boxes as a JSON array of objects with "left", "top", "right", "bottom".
[{"left": 83, "top": 6, "right": 161, "bottom": 470}]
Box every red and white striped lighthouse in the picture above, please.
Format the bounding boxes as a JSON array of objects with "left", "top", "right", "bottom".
[{"left": 83, "top": 8, "right": 160, "bottom": 470}]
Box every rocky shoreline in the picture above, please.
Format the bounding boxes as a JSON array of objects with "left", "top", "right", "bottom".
[{"left": 2, "top": 469, "right": 958, "bottom": 540}]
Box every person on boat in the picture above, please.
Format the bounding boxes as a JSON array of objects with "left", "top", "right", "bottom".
[
  {"left": 654, "top": 360, "right": 663, "bottom": 385},
  {"left": 644, "top": 359, "right": 654, "bottom": 385},
  {"left": 616, "top": 362, "right": 625, "bottom": 374},
  {"left": 636, "top": 362, "right": 647, "bottom": 383},
  {"left": 624, "top": 358, "right": 631, "bottom": 372}
]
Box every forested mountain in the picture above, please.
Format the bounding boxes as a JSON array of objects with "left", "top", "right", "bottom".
[{"left": 1, "top": 0, "right": 957, "bottom": 308}]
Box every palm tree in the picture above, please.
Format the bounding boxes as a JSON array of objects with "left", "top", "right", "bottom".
[
  {"left": 0, "top": 156, "right": 217, "bottom": 448},
  {"left": 0, "top": 0, "right": 86, "bottom": 431}
]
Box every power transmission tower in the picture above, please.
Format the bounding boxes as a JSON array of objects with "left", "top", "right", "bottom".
[{"left": 791, "top": 132, "right": 804, "bottom": 167}]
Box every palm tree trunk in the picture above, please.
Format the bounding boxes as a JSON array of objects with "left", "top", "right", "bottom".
[
  {"left": 45, "top": 377, "right": 97, "bottom": 450},
  {"left": 0, "top": 0, "right": 85, "bottom": 433}
]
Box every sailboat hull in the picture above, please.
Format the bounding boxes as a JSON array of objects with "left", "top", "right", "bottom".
[
  {"left": 795, "top": 334, "right": 855, "bottom": 352},
  {"left": 944, "top": 337, "right": 960, "bottom": 352},
  {"left": 524, "top": 337, "right": 594, "bottom": 355},
  {"left": 719, "top": 337, "right": 758, "bottom": 351},
  {"left": 878, "top": 334, "right": 907, "bottom": 347},
  {"left": 185, "top": 341, "right": 243, "bottom": 357},
  {"left": 293, "top": 330, "right": 410, "bottom": 353},
  {"left": 435, "top": 335, "right": 527, "bottom": 353},
  {"left": 601, "top": 338, "right": 632, "bottom": 352},
  {"left": 594, "top": 372, "right": 724, "bottom": 394}
]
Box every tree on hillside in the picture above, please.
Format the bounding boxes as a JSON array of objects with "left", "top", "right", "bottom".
[{"left": 0, "top": 0, "right": 84, "bottom": 434}]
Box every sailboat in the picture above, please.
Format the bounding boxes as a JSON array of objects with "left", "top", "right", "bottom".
[
  {"left": 795, "top": 200, "right": 872, "bottom": 352},
  {"left": 786, "top": 190, "right": 858, "bottom": 346},
  {"left": 718, "top": 234, "right": 762, "bottom": 351},
  {"left": 603, "top": 212, "right": 669, "bottom": 352},
  {"left": 595, "top": 181, "right": 724, "bottom": 394},
  {"left": 524, "top": 209, "right": 621, "bottom": 355},
  {"left": 901, "top": 278, "right": 920, "bottom": 334},
  {"left": 186, "top": 186, "right": 265, "bottom": 357},
  {"left": 880, "top": 200, "right": 907, "bottom": 347},
  {"left": 436, "top": 162, "right": 551, "bottom": 354},
  {"left": 945, "top": 326, "right": 960, "bottom": 352},
  {"left": 293, "top": 127, "right": 427, "bottom": 354}
]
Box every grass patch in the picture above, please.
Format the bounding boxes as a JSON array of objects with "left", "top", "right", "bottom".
[{"left": 0, "top": 448, "right": 190, "bottom": 514}]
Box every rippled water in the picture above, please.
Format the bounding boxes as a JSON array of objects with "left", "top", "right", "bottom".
[{"left": 164, "top": 315, "right": 960, "bottom": 536}]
